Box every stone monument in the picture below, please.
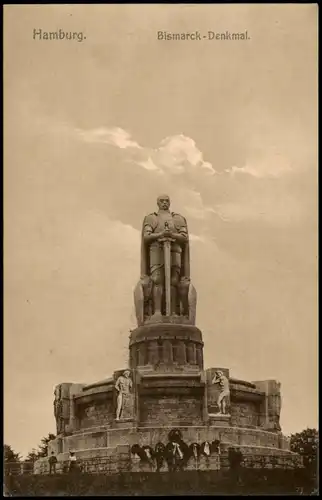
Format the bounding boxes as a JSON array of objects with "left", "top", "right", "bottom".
[
  {"left": 35, "top": 195, "right": 301, "bottom": 474},
  {"left": 134, "top": 194, "right": 196, "bottom": 325}
]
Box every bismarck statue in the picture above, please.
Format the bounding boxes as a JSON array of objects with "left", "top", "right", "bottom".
[
  {"left": 134, "top": 195, "right": 197, "bottom": 326},
  {"left": 34, "top": 195, "right": 300, "bottom": 477}
]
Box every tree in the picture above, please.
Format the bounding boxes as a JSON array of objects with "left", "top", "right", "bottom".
[
  {"left": 25, "top": 433, "right": 56, "bottom": 463},
  {"left": 38, "top": 433, "right": 56, "bottom": 458},
  {"left": 25, "top": 449, "right": 40, "bottom": 463},
  {"left": 290, "top": 428, "right": 318, "bottom": 474},
  {"left": 4, "top": 445, "right": 21, "bottom": 475},
  {"left": 4, "top": 444, "right": 21, "bottom": 463}
]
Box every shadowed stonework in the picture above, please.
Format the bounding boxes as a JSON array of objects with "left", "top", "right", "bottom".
[{"left": 34, "top": 197, "right": 302, "bottom": 474}]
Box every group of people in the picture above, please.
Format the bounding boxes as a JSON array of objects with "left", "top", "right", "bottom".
[
  {"left": 47, "top": 430, "right": 222, "bottom": 475},
  {"left": 131, "top": 432, "right": 221, "bottom": 472},
  {"left": 48, "top": 451, "right": 78, "bottom": 475}
]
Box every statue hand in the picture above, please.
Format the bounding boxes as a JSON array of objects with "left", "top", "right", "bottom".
[
  {"left": 164, "top": 227, "right": 172, "bottom": 237},
  {"left": 158, "top": 229, "right": 169, "bottom": 239}
]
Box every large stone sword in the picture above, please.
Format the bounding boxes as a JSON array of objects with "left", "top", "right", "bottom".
[{"left": 162, "top": 222, "right": 175, "bottom": 317}]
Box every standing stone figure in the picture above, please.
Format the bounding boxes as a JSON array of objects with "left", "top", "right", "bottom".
[
  {"left": 212, "top": 371, "right": 230, "bottom": 415},
  {"left": 134, "top": 194, "right": 197, "bottom": 325},
  {"left": 53, "top": 386, "right": 64, "bottom": 435},
  {"left": 115, "top": 370, "right": 133, "bottom": 420},
  {"left": 53, "top": 384, "right": 71, "bottom": 435}
]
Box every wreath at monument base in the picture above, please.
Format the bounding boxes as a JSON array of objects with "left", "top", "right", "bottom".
[{"left": 168, "top": 429, "right": 183, "bottom": 443}]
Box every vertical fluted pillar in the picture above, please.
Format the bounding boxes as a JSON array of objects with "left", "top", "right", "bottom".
[
  {"left": 138, "top": 343, "right": 147, "bottom": 366},
  {"left": 187, "top": 342, "right": 196, "bottom": 364},
  {"left": 172, "top": 341, "right": 178, "bottom": 363},
  {"left": 162, "top": 339, "right": 173, "bottom": 364},
  {"left": 148, "top": 340, "right": 159, "bottom": 365},
  {"left": 69, "top": 396, "right": 76, "bottom": 431},
  {"left": 177, "top": 340, "right": 187, "bottom": 364},
  {"left": 196, "top": 344, "right": 203, "bottom": 369},
  {"left": 129, "top": 346, "right": 136, "bottom": 368}
]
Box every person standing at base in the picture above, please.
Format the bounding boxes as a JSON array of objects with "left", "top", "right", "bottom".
[
  {"left": 68, "top": 451, "right": 77, "bottom": 473},
  {"left": 48, "top": 451, "right": 58, "bottom": 474}
]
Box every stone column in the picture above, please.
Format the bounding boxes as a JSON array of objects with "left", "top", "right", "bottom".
[
  {"left": 68, "top": 396, "right": 77, "bottom": 432},
  {"left": 162, "top": 339, "right": 173, "bottom": 364},
  {"left": 172, "top": 341, "right": 178, "bottom": 362},
  {"left": 129, "top": 347, "right": 136, "bottom": 369},
  {"left": 196, "top": 345, "right": 203, "bottom": 369},
  {"left": 177, "top": 340, "right": 187, "bottom": 364},
  {"left": 138, "top": 343, "right": 146, "bottom": 366},
  {"left": 187, "top": 342, "right": 196, "bottom": 364},
  {"left": 202, "top": 371, "right": 209, "bottom": 423},
  {"left": 148, "top": 340, "right": 159, "bottom": 365},
  {"left": 252, "top": 380, "right": 281, "bottom": 431}
]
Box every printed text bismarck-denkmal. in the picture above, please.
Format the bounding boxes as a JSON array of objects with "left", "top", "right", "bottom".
[{"left": 157, "top": 31, "right": 250, "bottom": 41}]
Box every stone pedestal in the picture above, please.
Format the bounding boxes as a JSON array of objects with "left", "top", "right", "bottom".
[{"left": 129, "top": 323, "right": 204, "bottom": 370}]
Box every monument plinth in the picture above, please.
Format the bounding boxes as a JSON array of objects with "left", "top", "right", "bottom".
[
  {"left": 35, "top": 195, "right": 301, "bottom": 474},
  {"left": 129, "top": 323, "right": 204, "bottom": 370}
]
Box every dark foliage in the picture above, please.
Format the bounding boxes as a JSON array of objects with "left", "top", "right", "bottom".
[{"left": 290, "top": 428, "right": 318, "bottom": 475}]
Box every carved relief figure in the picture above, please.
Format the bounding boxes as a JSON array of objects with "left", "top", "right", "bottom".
[
  {"left": 115, "top": 370, "right": 133, "bottom": 420},
  {"left": 269, "top": 381, "right": 282, "bottom": 431},
  {"left": 273, "top": 382, "right": 282, "bottom": 430},
  {"left": 53, "top": 384, "right": 72, "bottom": 435},
  {"left": 53, "top": 385, "right": 65, "bottom": 435},
  {"left": 134, "top": 195, "right": 197, "bottom": 325},
  {"left": 84, "top": 406, "right": 96, "bottom": 420},
  {"left": 212, "top": 371, "right": 230, "bottom": 415}
]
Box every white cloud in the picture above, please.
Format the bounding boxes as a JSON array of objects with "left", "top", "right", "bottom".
[
  {"left": 134, "top": 157, "right": 162, "bottom": 172},
  {"left": 226, "top": 153, "right": 292, "bottom": 178},
  {"left": 179, "top": 189, "right": 230, "bottom": 222},
  {"left": 154, "top": 135, "right": 216, "bottom": 175},
  {"left": 75, "top": 126, "right": 215, "bottom": 177},
  {"left": 76, "top": 126, "right": 142, "bottom": 149}
]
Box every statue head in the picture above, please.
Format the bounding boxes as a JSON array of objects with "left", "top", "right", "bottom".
[
  {"left": 123, "top": 369, "right": 131, "bottom": 378},
  {"left": 157, "top": 194, "right": 170, "bottom": 211}
]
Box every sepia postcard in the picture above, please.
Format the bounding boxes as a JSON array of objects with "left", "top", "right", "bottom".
[{"left": 3, "top": 4, "right": 318, "bottom": 496}]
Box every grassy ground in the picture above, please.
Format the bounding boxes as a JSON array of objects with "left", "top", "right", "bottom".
[{"left": 4, "top": 469, "right": 318, "bottom": 496}]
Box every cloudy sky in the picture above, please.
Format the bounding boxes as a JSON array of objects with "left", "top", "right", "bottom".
[{"left": 4, "top": 4, "right": 318, "bottom": 458}]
